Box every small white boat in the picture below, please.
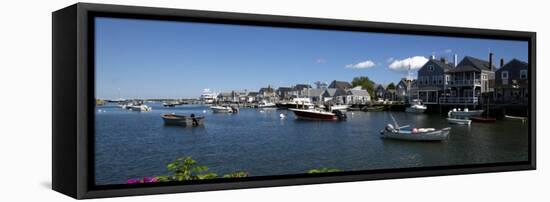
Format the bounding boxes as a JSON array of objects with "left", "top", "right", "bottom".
[
  {"left": 504, "top": 115, "right": 528, "bottom": 121},
  {"left": 446, "top": 111, "right": 471, "bottom": 125},
  {"left": 380, "top": 114, "right": 450, "bottom": 141},
  {"left": 447, "top": 117, "right": 471, "bottom": 125},
  {"left": 128, "top": 104, "right": 152, "bottom": 112},
  {"left": 405, "top": 99, "right": 427, "bottom": 113},
  {"left": 448, "top": 108, "right": 483, "bottom": 118},
  {"left": 258, "top": 101, "right": 277, "bottom": 108},
  {"left": 210, "top": 105, "right": 238, "bottom": 113},
  {"left": 329, "top": 104, "right": 351, "bottom": 111}
]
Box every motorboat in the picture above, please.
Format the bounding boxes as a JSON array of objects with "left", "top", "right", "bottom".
[
  {"left": 289, "top": 108, "right": 347, "bottom": 121},
  {"left": 405, "top": 99, "right": 427, "bottom": 113},
  {"left": 448, "top": 108, "right": 484, "bottom": 118},
  {"left": 329, "top": 104, "right": 351, "bottom": 111},
  {"left": 276, "top": 98, "right": 314, "bottom": 109},
  {"left": 161, "top": 113, "right": 204, "bottom": 127},
  {"left": 446, "top": 111, "right": 471, "bottom": 125},
  {"left": 210, "top": 105, "right": 238, "bottom": 113},
  {"left": 162, "top": 102, "right": 178, "bottom": 107},
  {"left": 128, "top": 104, "right": 152, "bottom": 112},
  {"left": 258, "top": 101, "right": 277, "bottom": 108},
  {"left": 380, "top": 114, "right": 450, "bottom": 141},
  {"left": 470, "top": 116, "right": 496, "bottom": 123},
  {"left": 504, "top": 115, "right": 528, "bottom": 121}
]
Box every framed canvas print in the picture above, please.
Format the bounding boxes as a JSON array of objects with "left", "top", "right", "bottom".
[{"left": 52, "top": 3, "right": 536, "bottom": 199}]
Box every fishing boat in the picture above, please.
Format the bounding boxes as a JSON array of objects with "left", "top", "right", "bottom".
[
  {"left": 446, "top": 111, "right": 471, "bottom": 125},
  {"left": 276, "top": 98, "right": 314, "bottom": 109},
  {"left": 289, "top": 108, "right": 347, "bottom": 121},
  {"left": 258, "top": 101, "right": 277, "bottom": 108},
  {"left": 128, "top": 104, "right": 152, "bottom": 112},
  {"left": 405, "top": 99, "right": 427, "bottom": 113},
  {"left": 161, "top": 113, "right": 204, "bottom": 127},
  {"left": 362, "top": 106, "right": 385, "bottom": 112},
  {"left": 380, "top": 114, "right": 450, "bottom": 141},
  {"left": 448, "top": 108, "right": 484, "bottom": 118},
  {"left": 210, "top": 105, "right": 238, "bottom": 113}
]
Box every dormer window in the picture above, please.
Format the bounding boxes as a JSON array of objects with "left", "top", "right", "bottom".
[{"left": 520, "top": 70, "right": 528, "bottom": 79}]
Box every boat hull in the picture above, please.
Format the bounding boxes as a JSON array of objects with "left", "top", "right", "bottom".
[
  {"left": 447, "top": 118, "right": 471, "bottom": 125},
  {"left": 290, "top": 109, "right": 338, "bottom": 121},
  {"left": 210, "top": 106, "right": 235, "bottom": 113},
  {"left": 276, "top": 103, "right": 314, "bottom": 109},
  {"left": 470, "top": 116, "right": 496, "bottom": 123},
  {"left": 381, "top": 128, "right": 451, "bottom": 141},
  {"left": 161, "top": 114, "right": 204, "bottom": 127},
  {"left": 405, "top": 107, "right": 426, "bottom": 113},
  {"left": 449, "top": 110, "right": 484, "bottom": 118}
]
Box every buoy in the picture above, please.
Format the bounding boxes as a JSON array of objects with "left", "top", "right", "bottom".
[
  {"left": 279, "top": 113, "right": 285, "bottom": 119},
  {"left": 202, "top": 110, "right": 207, "bottom": 113}
]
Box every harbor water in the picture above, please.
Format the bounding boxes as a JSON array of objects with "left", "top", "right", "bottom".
[{"left": 95, "top": 103, "right": 528, "bottom": 185}]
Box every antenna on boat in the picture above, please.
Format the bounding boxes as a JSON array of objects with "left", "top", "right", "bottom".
[{"left": 390, "top": 113, "right": 399, "bottom": 128}]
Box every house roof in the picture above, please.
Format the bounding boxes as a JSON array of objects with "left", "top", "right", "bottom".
[
  {"left": 247, "top": 92, "right": 259, "bottom": 96},
  {"left": 450, "top": 56, "right": 495, "bottom": 72},
  {"left": 375, "top": 84, "right": 386, "bottom": 90},
  {"left": 324, "top": 88, "right": 345, "bottom": 97},
  {"left": 347, "top": 89, "right": 370, "bottom": 96},
  {"left": 277, "top": 87, "right": 293, "bottom": 92},
  {"left": 293, "top": 84, "right": 312, "bottom": 91},
  {"left": 328, "top": 80, "right": 352, "bottom": 89},
  {"left": 497, "top": 58, "right": 528, "bottom": 72},
  {"left": 305, "top": 88, "right": 325, "bottom": 97},
  {"left": 218, "top": 92, "right": 233, "bottom": 97},
  {"left": 259, "top": 86, "right": 274, "bottom": 93},
  {"left": 430, "top": 59, "right": 455, "bottom": 71}
]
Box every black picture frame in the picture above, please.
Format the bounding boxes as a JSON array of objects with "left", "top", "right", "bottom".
[{"left": 52, "top": 3, "right": 536, "bottom": 199}]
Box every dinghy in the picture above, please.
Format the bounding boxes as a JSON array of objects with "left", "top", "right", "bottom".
[{"left": 380, "top": 114, "right": 451, "bottom": 141}]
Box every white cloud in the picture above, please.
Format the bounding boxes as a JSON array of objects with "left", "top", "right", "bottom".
[
  {"left": 386, "top": 57, "right": 395, "bottom": 63},
  {"left": 388, "top": 56, "right": 429, "bottom": 72},
  {"left": 345, "top": 60, "right": 376, "bottom": 69}
]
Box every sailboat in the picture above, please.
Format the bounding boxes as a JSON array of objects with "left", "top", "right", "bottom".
[{"left": 470, "top": 95, "right": 496, "bottom": 123}]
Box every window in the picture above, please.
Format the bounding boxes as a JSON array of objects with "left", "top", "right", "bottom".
[
  {"left": 428, "top": 65, "right": 434, "bottom": 71},
  {"left": 482, "top": 74, "right": 487, "bottom": 80},
  {"left": 520, "top": 70, "right": 528, "bottom": 79},
  {"left": 501, "top": 71, "right": 509, "bottom": 80}
]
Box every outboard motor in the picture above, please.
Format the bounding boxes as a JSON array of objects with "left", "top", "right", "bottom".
[{"left": 333, "top": 110, "right": 347, "bottom": 121}]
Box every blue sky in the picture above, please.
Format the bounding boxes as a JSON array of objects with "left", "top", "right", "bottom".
[{"left": 95, "top": 17, "right": 528, "bottom": 99}]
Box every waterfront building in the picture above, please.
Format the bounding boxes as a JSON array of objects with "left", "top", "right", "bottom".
[
  {"left": 217, "top": 91, "right": 237, "bottom": 103},
  {"left": 276, "top": 87, "right": 293, "bottom": 101},
  {"left": 258, "top": 85, "right": 277, "bottom": 102},
  {"left": 396, "top": 78, "right": 415, "bottom": 103},
  {"left": 328, "top": 80, "right": 352, "bottom": 90},
  {"left": 494, "top": 58, "right": 529, "bottom": 104},
  {"left": 374, "top": 84, "right": 386, "bottom": 101},
  {"left": 323, "top": 88, "right": 346, "bottom": 103},
  {"left": 339, "top": 87, "right": 371, "bottom": 105},
  {"left": 289, "top": 84, "right": 312, "bottom": 97},
  {"left": 416, "top": 57, "right": 454, "bottom": 104},
  {"left": 441, "top": 54, "right": 496, "bottom": 105},
  {"left": 305, "top": 88, "right": 326, "bottom": 104},
  {"left": 246, "top": 92, "right": 259, "bottom": 103}
]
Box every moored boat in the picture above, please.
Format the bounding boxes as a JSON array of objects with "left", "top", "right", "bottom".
[
  {"left": 448, "top": 108, "right": 484, "bottom": 118},
  {"left": 289, "top": 108, "right": 346, "bottom": 121},
  {"left": 380, "top": 114, "right": 450, "bottom": 141},
  {"left": 504, "top": 115, "right": 528, "bottom": 121},
  {"left": 276, "top": 98, "right": 314, "bottom": 109},
  {"left": 258, "top": 101, "right": 277, "bottom": 108},
  {"left": 362, "top": 106, "right": 385, "bottom": 112},
  {"left": 210, "top": 105, "right": 238, "bottom": 113},
  {"left": 161, "top": 113, "right": 204, "bottom": 127},
  {"left": 330, "top": 104, "right": 351, "bottom": 111},
  {"left": 128, "top": 104, "right": 152, "bottom": 112},
  {"left": 405, "top": 99, "right": 427, "bottom": 113},
  {"left": 446, "top": 111, "right": 471, "bottom": 125},
  {"left": 470, "top": 116, "right": 496, "bottom": 123}
]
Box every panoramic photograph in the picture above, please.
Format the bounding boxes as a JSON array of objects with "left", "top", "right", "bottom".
[{"left": 94, "top": 17, "right": 529, "bottom": 185}]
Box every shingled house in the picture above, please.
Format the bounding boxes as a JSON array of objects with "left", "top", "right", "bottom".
[
  {"left": 328, "top": 80, "right": 352, "bottom": 90},
  {"left": 416, "top": 57, "right": 454, "bottom": 104},
  {"left": 494, "top": 58, "right": 528, "bottom": 104},
  {"left": 440, "top": 54, "right": 496, "bottom": 105}
]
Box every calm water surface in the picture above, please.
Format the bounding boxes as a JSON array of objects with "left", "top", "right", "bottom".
[{"left": 95, "top": 103, "right": 528, "bottom": 185}]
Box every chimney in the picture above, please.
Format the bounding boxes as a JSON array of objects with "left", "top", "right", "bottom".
[
  {"left": 430, "top": 55, "right": 436, "bottom": 60},
  {"left": 489, "top": 52, "right": 494, "bottom": 71},
  {"left": 500, "top": 58, "right": 504, "bottom": 68},
  {"left": 454, "top": 54, "right": 458, "bottom": 67}
]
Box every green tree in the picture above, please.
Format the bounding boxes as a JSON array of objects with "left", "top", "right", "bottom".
[
  {"left": 387, "top": 82, "right": 396, "bottom": 90},
  {"left": 307, "top": 168, "right": 342, "bottom": 174},
  {"left": 351, "top": 76, "right": 375, "bottom": 98},
  {"left": 157, "top": 157, "right": 218, "bottom": 182}
]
